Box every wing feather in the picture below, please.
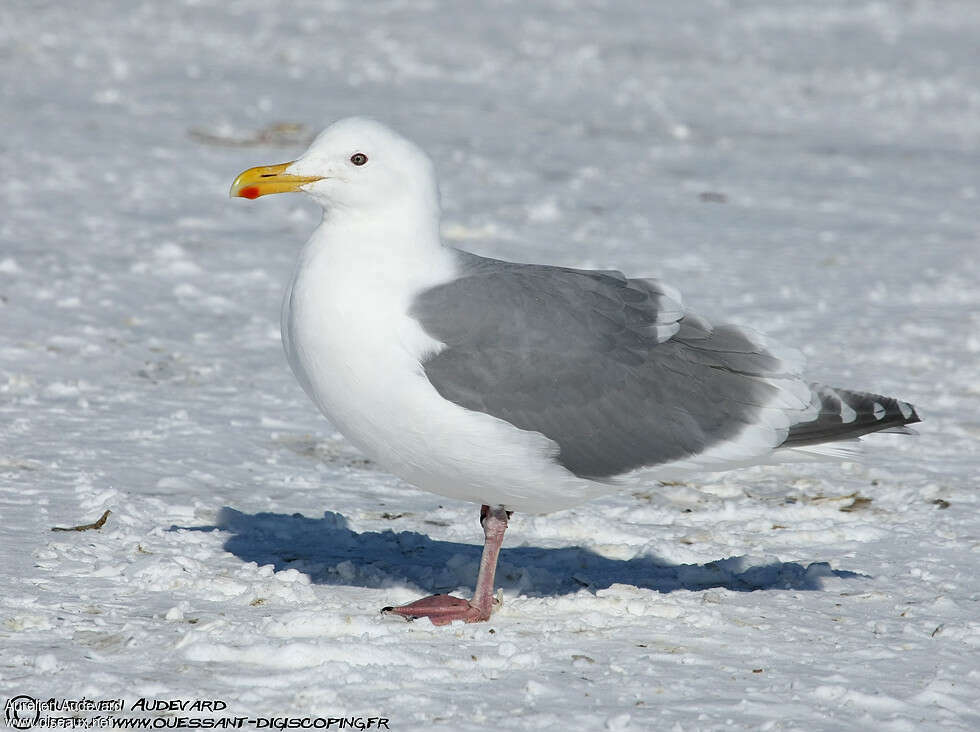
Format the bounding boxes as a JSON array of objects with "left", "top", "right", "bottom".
[{"left": 410, "top": 250, "right": 914, "bottom": 480}]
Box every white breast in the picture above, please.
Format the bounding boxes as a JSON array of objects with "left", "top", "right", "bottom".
[{"left": 280, "top": 229, "right": 607, "bottom": 513}]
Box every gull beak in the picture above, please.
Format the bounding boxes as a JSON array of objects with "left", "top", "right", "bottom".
[{"left": 229, "top": 162, "right": 323, "bottom": 199}]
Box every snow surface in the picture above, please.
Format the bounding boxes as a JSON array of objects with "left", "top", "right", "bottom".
[{"left": 2, "top": 1, "right": 979, "bottom": 730}]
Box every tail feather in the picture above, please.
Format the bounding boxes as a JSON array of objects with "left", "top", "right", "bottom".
[{"left": 781, "top": 384, "right": 921, "bottom": 448}]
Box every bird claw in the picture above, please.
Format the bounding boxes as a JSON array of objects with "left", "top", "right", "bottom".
[{"left": 381, "top": 593, "right": 492, "bottom": 626}]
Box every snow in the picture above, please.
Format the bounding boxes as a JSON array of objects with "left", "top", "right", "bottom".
[{"left": 2, "top": 0, "right": 979, "bottom": 729}]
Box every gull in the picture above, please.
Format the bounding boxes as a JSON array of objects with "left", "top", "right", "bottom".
[{"left": 230, "top": 117, "right": 920, "bottom": 625}]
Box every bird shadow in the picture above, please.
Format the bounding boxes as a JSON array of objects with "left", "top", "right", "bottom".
[{"left": 171, "top": 507, "right": 867, "bottom": 597}]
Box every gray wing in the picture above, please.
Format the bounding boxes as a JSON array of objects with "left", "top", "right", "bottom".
[{"left": 410, "top": 250, "right": 804, "bottom": 479}]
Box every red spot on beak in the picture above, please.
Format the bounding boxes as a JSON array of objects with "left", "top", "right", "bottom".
[{"left": 239, "top": 186, "right": 260, "bottom": 199}]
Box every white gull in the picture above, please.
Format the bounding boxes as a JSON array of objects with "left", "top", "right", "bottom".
[{"left": 230, "top": 117, "right": 920, "bottom": 625}]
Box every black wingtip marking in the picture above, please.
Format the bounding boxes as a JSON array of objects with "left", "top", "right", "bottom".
[{"left": 783, "top": 386, "right": 922, "bottom": 448}]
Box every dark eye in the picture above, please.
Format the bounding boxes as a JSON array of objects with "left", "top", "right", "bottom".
[{"left": 350, "top": 153, "right": 368, "bottom": 166}]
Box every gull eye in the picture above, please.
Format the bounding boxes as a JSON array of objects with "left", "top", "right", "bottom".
[{"left": 350, "top": 153, "right": 368, "bottom": 166}]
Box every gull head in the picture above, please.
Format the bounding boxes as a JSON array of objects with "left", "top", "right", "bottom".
[{"left": 230, "top": 117, "right": 438, "bottom": 214}]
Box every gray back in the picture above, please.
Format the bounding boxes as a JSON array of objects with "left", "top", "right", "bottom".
[{"left": 410, "top": 250, "right": 782, "bottom": 479}]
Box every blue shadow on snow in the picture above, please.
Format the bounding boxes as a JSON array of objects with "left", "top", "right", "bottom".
[{"left": 171, "top": 508, "right": 866, "bottom": 597}]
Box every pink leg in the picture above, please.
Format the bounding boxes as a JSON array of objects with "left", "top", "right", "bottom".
[{"left": 382, "top": 505, "right": 510, "bottom": 626}]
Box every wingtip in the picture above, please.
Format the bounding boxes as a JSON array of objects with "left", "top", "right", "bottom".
[{"left": 901, "top": 402, "right": 922, "bottom": 426}]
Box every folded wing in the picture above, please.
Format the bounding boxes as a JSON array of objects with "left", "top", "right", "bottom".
[{"left": 410, "top": 251, "right": 918, "bottom": 480}]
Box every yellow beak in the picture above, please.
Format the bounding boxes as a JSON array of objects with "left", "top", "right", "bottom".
[{"left": 229, "top": 162, "right": 323, "bottom": 199}]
